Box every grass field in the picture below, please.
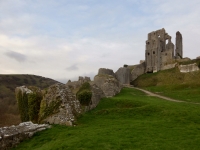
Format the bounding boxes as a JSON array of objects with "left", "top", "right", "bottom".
[
  {"left": 13, "top": 87, "right": 200, "bottom": 150},
  {"left": 132, "top": 67, "right": 200, "bottom": 103},
  {"left": 144, "top": 85, "right": 200, "bottom": 103}
]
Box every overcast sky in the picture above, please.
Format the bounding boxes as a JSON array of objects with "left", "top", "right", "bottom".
[{"left": 0, "top": 0, "right": 200, "bottom": 83}]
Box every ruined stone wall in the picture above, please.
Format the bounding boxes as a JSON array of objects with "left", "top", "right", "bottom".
[
  {"left": 161, "top": 63, "right": 177, "bottom": 71},
  {"left": 179, "top": 63, "right": 199, "bottom": 73},
  {"left": 86, "top": 83, "right": 105, "bottom": 110},
  {"left": 160, "top": 50, "right": 174, "bottom": 68},
  {"left": 131, "top": 62, "right": 145, "bottom": 81},
  {"left": 98, "top": 68, "right": 116, "bottom": 77},
  {"left": 175, "top": 31, "right": 183, "bottom": 58},
  {"left": 66, "top": 76, "right": 91, "bottom": 93},
  {"left": 145, "top": 28, "right": 179, "bottom": 73},
  {"left": 0, "top": 122, "right": 50, "bottom": 150},
  {"left": 94, "top": 68, "right": 122, "bottom": 97},
  {"left": 40, "top": 83, "right": 81, "bottom": 126},
  {"left": 115, "top": 67, "right": 131, "bottom": 84},
  {"left": 145, "top": 28, "right": 166, "bottom": 73}
]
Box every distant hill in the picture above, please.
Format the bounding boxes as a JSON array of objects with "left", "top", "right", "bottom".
[{"left": 0, "top": 74, "right": 60, "bottom": 127}]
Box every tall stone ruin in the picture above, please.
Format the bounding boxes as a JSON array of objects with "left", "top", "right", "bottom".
[
  {"left": 145, "top": 28, "right": 183, "bottom": 73},
  {"left": 175, "top": 31, "right": 183, "bottom": 59}
]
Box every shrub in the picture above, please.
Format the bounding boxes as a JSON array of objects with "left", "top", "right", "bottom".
[
  {"left": 77, "top": 90, "right": 92, "bottom": 106},
  {"left": 76, "top": 82, "right": 92, "bottom": 106}
]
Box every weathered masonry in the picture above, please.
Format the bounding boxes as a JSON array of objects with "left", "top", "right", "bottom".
[{"left": 145, "top": 28, "right": 183, "bottom": 73}]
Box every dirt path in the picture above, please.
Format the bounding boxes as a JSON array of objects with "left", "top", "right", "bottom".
[{"left": 127, "top": 86, "right": 200, "bottom": 105}]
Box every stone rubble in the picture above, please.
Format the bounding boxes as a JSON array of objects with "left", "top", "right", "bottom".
[{"left": 0, "top": 121, "right": 50, "bottom": 150}]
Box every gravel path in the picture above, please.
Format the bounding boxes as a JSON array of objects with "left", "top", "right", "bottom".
[{"left": 128, "top": 86, "right": 200, "bottom": 105}]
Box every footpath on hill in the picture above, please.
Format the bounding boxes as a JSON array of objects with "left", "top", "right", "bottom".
[{"left": 127, "top": 86, "right": 200, "bottom": 105}]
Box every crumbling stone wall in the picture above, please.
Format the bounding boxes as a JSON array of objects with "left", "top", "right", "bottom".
[
  {"left": 0, "top": 121, "right": 50, "bottom": 150},
  {"left": 66, "top": 76, "right": 91, "bottom": 91},
  {"left": 15, "top": 86, "right": 43, "bottom": 123},
  {"left": 175, "top": 31, "right": 183, "bottom": 59},
  {"left": 115, "top": 66, "right": 131, "bottom": 85},
  {"left": 131, "top": 62, "right": 145, "bottom": 81},
  {"left": 179, "top": 63, "right": 199, "bottom": 73},
  {"left": 94, "top": 68, "right": 122, "bottom": 97},
  {"left": 98, "top": 68, "right": 116, "bottom": 77},
  {"left": 85, "top": 83, "right": 105, "bottom": 111},
  {"left": 39, "top": 83, "right": 81, "bottom": 126}
]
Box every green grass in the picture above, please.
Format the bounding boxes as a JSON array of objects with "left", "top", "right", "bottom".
[
  {"left": 132, "top": 67, "right": 200, "bottom": 87},
  {"left": 13, "top": 88, "right": 200, "bottom": 150},
  {"left": 144, "top": 85, "right": 200, "bottom": 103},
  {"left": 132, "top": 66, "right": 200, "bottom": 103}
]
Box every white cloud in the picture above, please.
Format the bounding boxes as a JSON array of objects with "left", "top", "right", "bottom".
[{"left": 0, "top": 0, "right": 200, "bottom": 82}]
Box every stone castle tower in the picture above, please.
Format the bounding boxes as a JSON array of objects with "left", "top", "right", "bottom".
[{"left": 145, "top": 28, "right": 183, "bottom": 73}]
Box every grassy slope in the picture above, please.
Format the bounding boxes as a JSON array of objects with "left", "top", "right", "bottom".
[
  {"left": 0, "top": 74, "right": 60, "bottom": 127},
  {"left": 132, "top": 67, "right": 200, "bottom": 103},
  {"left": 13, "top": 88, "right": 200, "bottom": 150}
]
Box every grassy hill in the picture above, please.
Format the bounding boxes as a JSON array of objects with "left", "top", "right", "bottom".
[
  {"left": 0, "top": 74, "right": 60, "bottom": 127},
  {"left": 12, "top": 88, "right": 200, "bottom": 149},
  {"left": 131, "top": 61, "right": 200, "bottom": 103}
]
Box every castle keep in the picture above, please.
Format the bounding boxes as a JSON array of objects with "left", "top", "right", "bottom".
[{"left": 145, "top": 28, "right": 182, "bottom": 73}]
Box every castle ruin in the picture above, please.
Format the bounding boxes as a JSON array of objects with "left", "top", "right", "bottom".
[{"left": 145, "top": 28, "right": 183, "bottom": 73}]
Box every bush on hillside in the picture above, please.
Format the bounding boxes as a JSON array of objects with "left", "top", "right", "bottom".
[{"left": 76, "top": 82, "right": 92, "bottom": 106}]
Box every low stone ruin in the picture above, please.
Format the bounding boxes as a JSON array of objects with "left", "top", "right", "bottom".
[
  {"left": 94, "top": 68, "right": 122, "bottom": 97},
  {"left": 85, "top": 83, "right": 105, "bottom": 111},
  {"left": 115, "top": 66, "right": 131, "bottom": 85},
  {"left": 66, "top": 76, "right": 91, "bottom": 93},
  {"left": 0, "top": 121, "right": 50, "bottom": 150},
  {"left": 179, "top": 63, "right": 199, "bottom": 73},
  {"left": 98, "top": 68, "right": 116, "bottom": 77},
  {"left": 131, "top": 62, "right": 145, "bottom": 81}
]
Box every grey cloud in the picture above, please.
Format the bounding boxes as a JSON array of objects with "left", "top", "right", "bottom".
[
  {"left": 66, "top": 64, "right": 79, "bottom": 71},
  {"left": 5, "top": 50, "right": 27, "bottom": 62}
]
